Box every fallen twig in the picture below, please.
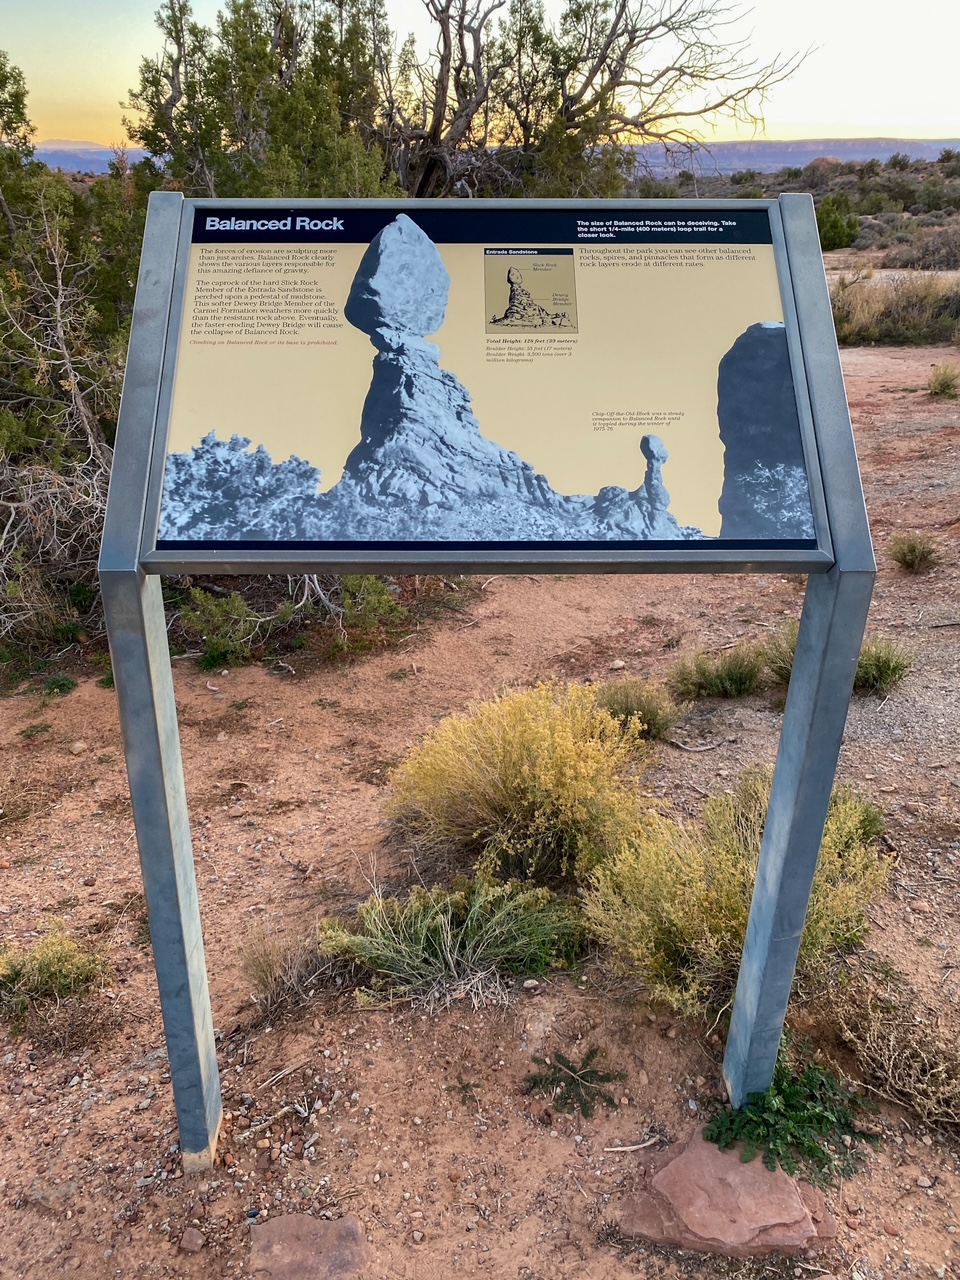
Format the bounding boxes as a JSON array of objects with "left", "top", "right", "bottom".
[
  {"left": 603, "top": 1136, "right": 661, "bottom": 1152},
  {"left": 235, "top": 1104, "right": 296, "bottom": 1141}
]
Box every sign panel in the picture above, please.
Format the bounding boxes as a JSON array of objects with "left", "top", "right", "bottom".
[{"left": 147, "top": 201, "right": 827, "bottom": 563}]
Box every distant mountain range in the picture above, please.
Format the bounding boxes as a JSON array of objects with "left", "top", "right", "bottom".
[
  {"left": 35, "top": 136, "right": 960, "bottom": 178},
  {"left": 35, "top": 140, "right": 146, "bottom": 173},
  {"left": 637, "top": 138, "right": 960, "bottom": 175}
]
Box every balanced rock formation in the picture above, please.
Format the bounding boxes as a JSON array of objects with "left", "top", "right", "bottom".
[
  {"left": 308, "top": 214, "right": 693, "bottom": 542},
  {"left": 489, "top": 265, "right": 574, "bottom": 329},
  {"left": 612, "top": 1128, "right": 837, "bottom": 1259},
  {"left": 161, "top": 215, "right": 699, "bottom": 544},
  {"left": 716, "top": 321, "right": 815, "bottom": 540}
]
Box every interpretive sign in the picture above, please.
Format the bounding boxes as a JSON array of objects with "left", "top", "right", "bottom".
[
  {"left": 144, "top": 200, "right": 830, "bottom": 569},
  {"left": 101, "top": 194, "right": 874, "bottom": 1171}
]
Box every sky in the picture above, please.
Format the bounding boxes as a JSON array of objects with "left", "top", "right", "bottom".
[{"left": 2, "top": 0, "right": 958, "bottom": 148}]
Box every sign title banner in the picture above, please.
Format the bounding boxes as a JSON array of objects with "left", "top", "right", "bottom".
[{"left": 151, "top": 201, "right": 822, "bottom": 559}]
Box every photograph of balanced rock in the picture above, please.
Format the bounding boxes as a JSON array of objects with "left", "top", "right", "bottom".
[{"left": 158, "top": 214, "right": 815, "bottom": 545}]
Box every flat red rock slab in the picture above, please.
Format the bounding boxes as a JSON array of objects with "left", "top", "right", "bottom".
[
  {"left": 613, "top": 1128, "right": 837, "bottom": 1259},
  {"left": 249, "top": 1213, "right": 370, "bottom": 1279}
]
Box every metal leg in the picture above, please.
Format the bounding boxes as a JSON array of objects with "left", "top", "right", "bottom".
[
  {"left": 723, "top": 565, "right": 874, "bottom": 1105},
  {"left": 100, "top": 570, "right": 222, "bottom": 1169}
]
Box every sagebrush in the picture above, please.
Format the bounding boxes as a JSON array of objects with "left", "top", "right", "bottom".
[
  {"left": 584, "top": 766, "right": 889, "bottom": 1015},
  {"left": 387, "top": 682, "right": 649, "bottom": 885}
]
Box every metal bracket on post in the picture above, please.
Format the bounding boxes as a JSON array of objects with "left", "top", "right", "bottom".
[
  {"left": 100, "top": 191, "right": 222, "bottom": 1170},
  {"left": 723, "top": 193, "right": 877, "bottom": 1105}
]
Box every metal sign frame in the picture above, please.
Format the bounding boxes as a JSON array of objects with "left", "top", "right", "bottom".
[{"left": 100, "top": 192, "right": 874, "bottom": 1169}]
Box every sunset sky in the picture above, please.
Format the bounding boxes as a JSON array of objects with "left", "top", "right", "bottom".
[{"left": 4, "top": 0, "right": 958, "bottom": 149}]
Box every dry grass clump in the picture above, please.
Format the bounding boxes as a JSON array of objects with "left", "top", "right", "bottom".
[
  {"left": 836, "top": 972, "right": 960, "bottom": 1129},
  {"left": 317, "top": 879, "right": 583, "bottom": 1012},
  {"left": 854, "top": 637, "right": 913, "bottom": 694},
  {"left": 763, "top": 623, "right": 912, "bottom": 697},
  {"left": 592, "top": 677, "right": 681, "bottom": 740},
  {"left": 882, "top": 224, "right": 960, "bottom": 270},
  {"left": 668, "top": 644, "right": 765, "bottom": 700},
  {"left": 763, "top": 619, "right": 800, "bottom": 687},
  {"left": 928, "top": 362, "right": 960, "bottom": 399},
  {"left": 387, "top": 682, "right": 648, "bottom": 885},
  {"left": 831, "top": 272, "right": 960, "bottom": 345},
  {"left": 584, "top": 767, "right": 889, "bottom": 1015},
  {"left": 0, "top": 927, "right": 114, "bottom": 1049},
  {"left": 242, "top": 927, "right": 360, "bottom": 1022},
  {"left": 889, "top": 531, "right": 942, "bottom": 573}
]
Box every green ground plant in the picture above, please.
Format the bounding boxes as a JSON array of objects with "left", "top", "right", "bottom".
[
  {"left": 317, "top": 878, "right": 584, "bottom": 1011},
  {"left": 764, "top": 624, "right": 912, "bottom": 696},
  {"left": 523, "top": 1046, "right": 625, "bottom": 1118},
  {"left": 43, "top": 674, "right": 76, "bottom": 697},
  {"left": 854, "top": 637, "right": 913, "bottom": 694},
  {"left": 668, "top": 644, "right": 765, "bottom": 700},
  {"left": 592, "top": 678, "right": 681, "bottom": 740},
  {"left": 387, "top": 682, "right": 648, "bottom": 886},
  {"left": 889, "top": 531, "right": 942, "bottom": 573},
  {"left": 703, "top": 1037, "right": 878, "bottom": 1186},
  {"left": 763, "top": 619, "right": 800, "bottom": 687},
  {"left": 583, "top": 766, "right": 889, "bottom": 1015},
  {"left": 928, "top": 362, "right": 960, "bottom": 398},
  {"left": 0, "top": 926, "right": 111, "bottom": 1047}
]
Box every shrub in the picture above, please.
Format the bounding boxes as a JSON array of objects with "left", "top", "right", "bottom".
[
  {"left": 387, "top": 682, "right": 648, "bottom": 885},
  {"left": 831, "top": 272, "right": 960, "bottom": 345},
  {"left": 765, "top": 623, "right": 912, "bottom": 695},
  {"left": 180, "top": 588, "right": 263, "bottom": 668},
  {"left": 703, "top": 1036, "right": 878, "bottom": 1186},
  {"left": 904, "top": 221, "right": 960, "bottom": 271},
  {"left": 592, "top": 678, "right": 681, "bottom": 740},
  {"left": 889, "top": 531, "right": 941, "bottom": 573},
  {"left": 583, "top": 766, "right": 889, "bottom": 1015},
  {"left": 0, "top": 927, "right": 110, "bottom": 1046},
  {"left": 928, "top": 362, "right": 960, "bottom": 398},
  {"left": 816, "top": 194, "right": 860, "bottom": 251},
  {"left": 836, "top": 970, "right": 960, "bottom": 1129},
  {"left": 319, "top": 879, "right": 584, "bottom": 1011},
  {"left": 763, "top": 618, "right": 800, "bottom": 686},
  {"left": 242, "top": 927, "right": 360, "bottom": 1022},
  {"left": 854, "top": 637, "right": 912, "bottom": 694},
  {"left": 668, "top": 644, "right": 764, "bottom": 700}
]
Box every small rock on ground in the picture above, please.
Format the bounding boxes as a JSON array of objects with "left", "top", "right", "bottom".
[
  {"left": 249, "top": 1213, "right": 370, "bottom": 1279},
  {"left": 612, "top": 1127, "right": 837, "bottom": 1259}
]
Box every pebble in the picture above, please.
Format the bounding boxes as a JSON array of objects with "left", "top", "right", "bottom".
[
  {"left": 608, "top": 659, "right": 626, "bottom": 670},
  {"left": 882, "top": 1222, "right": 900, "bottom": 1236},
  {"left": 411, "top": 1230, "right": 425, "bottom": 1244},
  {"left": 69, "top": 741, "right": 87, "bottom": 755},
  {"left": 522, "top": 980, "right": 539, "bottom": 990},
  {"left": 917, "top": 1176, "right": 933, "bottom": 1188},
  {"left": 179, "top": 1227, "right": 206, "bottom": 1253}
]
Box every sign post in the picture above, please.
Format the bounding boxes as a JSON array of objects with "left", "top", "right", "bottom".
[{"left": 101, "top": 192, "right": 872, "bottom": 1164}]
